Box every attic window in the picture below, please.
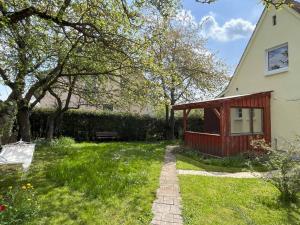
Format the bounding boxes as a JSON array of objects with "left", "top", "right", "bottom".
[
  {"left": 266, "top": 43, "right": 288, "bottom": 75},
  {"left": 272, "top": 15, "right": 277, "bottom": 26}
]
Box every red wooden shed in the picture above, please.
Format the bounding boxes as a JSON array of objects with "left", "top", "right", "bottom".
[{"left": 172, "top": 91, "right": 272, "bottom": 157}]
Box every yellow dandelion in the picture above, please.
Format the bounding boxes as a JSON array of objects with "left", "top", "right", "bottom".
[{"left": 22, "top": 185, "right": 27, "bottom": 190}]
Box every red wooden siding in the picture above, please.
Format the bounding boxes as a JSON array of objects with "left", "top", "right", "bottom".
[
  {"left": 185, "top": 132, "right": 222, "bottom": 156},
  {"left": 173, "top": 91, "right": 272, "bottom": 157}
]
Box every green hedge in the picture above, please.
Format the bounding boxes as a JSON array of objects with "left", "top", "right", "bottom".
[{"left": 30, "top": 109, "right": 203, "bottom": 141}]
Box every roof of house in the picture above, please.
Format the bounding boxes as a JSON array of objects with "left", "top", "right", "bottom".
[{"left": 172, "top": 91, "right": 272, "bottom": 110}]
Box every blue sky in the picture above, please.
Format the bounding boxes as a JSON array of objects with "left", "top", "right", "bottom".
[
  {"left": 0, "top": 0, "right": 264, "bottom": 100},
  {"left": 182, "top": 0, "right": 263, "bottom": 73}
]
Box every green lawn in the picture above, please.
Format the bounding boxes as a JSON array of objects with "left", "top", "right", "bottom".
[
  {"left": 179, "top": 175, "right": 300, "bottom": 225},
  {"left": 176, "top": 149, "right": 266, "bottom": 172},
  {"left": 0, "top": 142, "right": 168, "bottom": 225}
]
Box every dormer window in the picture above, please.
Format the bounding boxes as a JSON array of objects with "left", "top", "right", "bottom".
[{"left": 266, "top": 43, "right": 288, "bottom": 75}]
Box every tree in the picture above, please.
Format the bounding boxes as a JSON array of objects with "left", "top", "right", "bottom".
[
  {"left": 0, "top": 0, "right": 155, "bottom": 141},
  {"left": 145, "top": 10, "right": 228, "bottom": 139},
  {"left": 195, "top": 0, "right": 294, "bottom": 9},
  {"left": 43, "top": 62, "right": 149, "bottom": 139}
]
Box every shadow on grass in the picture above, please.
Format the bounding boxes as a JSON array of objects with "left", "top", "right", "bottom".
[
  {"left": 258, "top": 194, "right": 300, "bottom": 225},
  {"left": 35, "top": 142, "right": 166, "bottom": 196},
  {"left": 1, "top": 141, "right": 170, "bottom": 224},
  {"left": 1, "top": 141, "right": 168, "bottom": 224}
]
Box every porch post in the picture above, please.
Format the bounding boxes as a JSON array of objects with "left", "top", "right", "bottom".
[
  {"left": 183, "top": 108, "right": 191, "bottom": 133},
  {"left": 220, "top": 104, "right": 230, "bottom": 156},
  {"left": 183, "top": 109, "right": 187, "bottom": 133}
]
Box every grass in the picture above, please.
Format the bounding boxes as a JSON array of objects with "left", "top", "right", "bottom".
[
  {"left": 179, "top": 175, "right": 300, "bottom": 225},
  {"left": 0, "top": 141, "right": 168, "bottom": 225},
  {"left": 176, "top": 148, "right": 267, "bottom": 173}
]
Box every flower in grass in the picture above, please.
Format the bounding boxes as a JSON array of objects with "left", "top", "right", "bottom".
[
  {"left": 8, "top": 186, "right": 12, "bottom": 190},
  {"left": 0, "top": 204, "right": 6, "bottom": 212},
  {"left": 26, "top": 183, "right": 33, "bottom": 189},
  {"left": 22, "top": 185, "right": 27, "bottom": 190}
]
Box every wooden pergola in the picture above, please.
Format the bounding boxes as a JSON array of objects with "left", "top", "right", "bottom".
[{"left": 173, "top": 91, "right": 272, "bottom": 157}]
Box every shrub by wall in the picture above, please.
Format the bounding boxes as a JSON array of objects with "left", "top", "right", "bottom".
[{"left": 30, "top": 109, "right": 203, "bottom": 141}]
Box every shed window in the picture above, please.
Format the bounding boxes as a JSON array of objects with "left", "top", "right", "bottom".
[
  {"left": 266, "top": 44, "right": 288, "bottom": 73},
  {"left": 230, "top": 108, "right": 263, "bottom": 135}
]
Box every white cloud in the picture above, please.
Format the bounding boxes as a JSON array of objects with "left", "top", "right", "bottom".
[{"left": 200, "top": 12, "right": 255, "bottom": 42}]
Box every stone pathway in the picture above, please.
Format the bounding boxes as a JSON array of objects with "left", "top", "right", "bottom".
[
  {"left": 151, "top": 146, "right": 183, "bottom": 225},
  {"left": 177, "top": 169, "right": 265, "bottom": 178}
]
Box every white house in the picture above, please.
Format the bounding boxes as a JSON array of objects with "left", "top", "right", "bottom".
[
  {"left": 221, "top": 1, "right": 300, "bottom": 146},
  {"left": 172, "top": 1, "right": 300, "bottom": 156}
]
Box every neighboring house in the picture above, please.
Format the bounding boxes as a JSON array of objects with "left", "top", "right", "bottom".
[
  {"left": 38, "top": 92, "right": 154, "bottom": 115},
  {"left": 38, "top": 78, "right": 154, "bottom": 115},
  {"left": 173, "top": 2, "right": 300, "bottom": 156}
]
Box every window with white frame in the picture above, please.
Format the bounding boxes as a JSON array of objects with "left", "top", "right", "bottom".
[
  {"left": 230, "top": 108, "right": 263, "bottom": 135},
  {"left": 266, "top": 43, "right": 288, "bottom": 73}
]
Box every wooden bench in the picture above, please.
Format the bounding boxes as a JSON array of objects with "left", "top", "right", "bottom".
[{"left": 95, "top": 131, "right": 119, "bottom": 140}]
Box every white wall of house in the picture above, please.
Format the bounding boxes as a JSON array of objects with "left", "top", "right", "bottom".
[{"left": 224, "top": 6, "right": 300, "bottom": 144}]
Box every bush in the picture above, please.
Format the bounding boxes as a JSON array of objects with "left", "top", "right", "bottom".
[
  {"left": 251, "top": 138, "right": 300, "bottom": 203},
  {"left": 0, "top": 183, "right": 39, "bottom": 225},
  {"left": 30, "top": 109, "right": 203, "bottom": 141}
]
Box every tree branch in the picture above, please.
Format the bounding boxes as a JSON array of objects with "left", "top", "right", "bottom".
[
  {"left": 48, "top": 88, "right": 63, "bottom": 111},
  {"left": 24, "top": 35, "right": 82, "bottom": 102},
  {"left": 62, "top": 76, "right": 78, "bottom": 112},
  {"left": 0, "top": 67, "right": 13, "bottom": 88},
  {"left": 57, "top": 0, "right": 72, "bottom": 19}
]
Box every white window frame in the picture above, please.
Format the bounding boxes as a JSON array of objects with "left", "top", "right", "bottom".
[
  {"left": 230, "top": 108, "right": 264, "bottom": 136},
  {"left": 265, "top": 43, "right": 288, "bottom": 76}
]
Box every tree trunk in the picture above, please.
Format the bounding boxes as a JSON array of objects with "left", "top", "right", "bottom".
[
  {"left": 170, "top": 107, "right": 175, "bottom": 140},
  {"left": 46, "top": 115, "right": 55, "bottom": 140},
  {"left": 55, "top": 113, "right": 64, "bottom": 136},
  {"left": 170, "top": 90, "right": 176, "bottom": 140},
  {"left": 46, "top": 111, "right": 64, "bottom": 140},
  {"left": 165, "top": 104, "right": 170, "bottom": 139},
  {"left": 17, "top": 105, "right": 31, "bottom": 142},
  {"left": 0, "top": 101, "right": 17, "bottom": 145}
]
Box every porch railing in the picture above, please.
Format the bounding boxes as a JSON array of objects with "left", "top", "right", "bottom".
[{"left": 184, "top": 131, "right": 222, "bottom": 156}]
